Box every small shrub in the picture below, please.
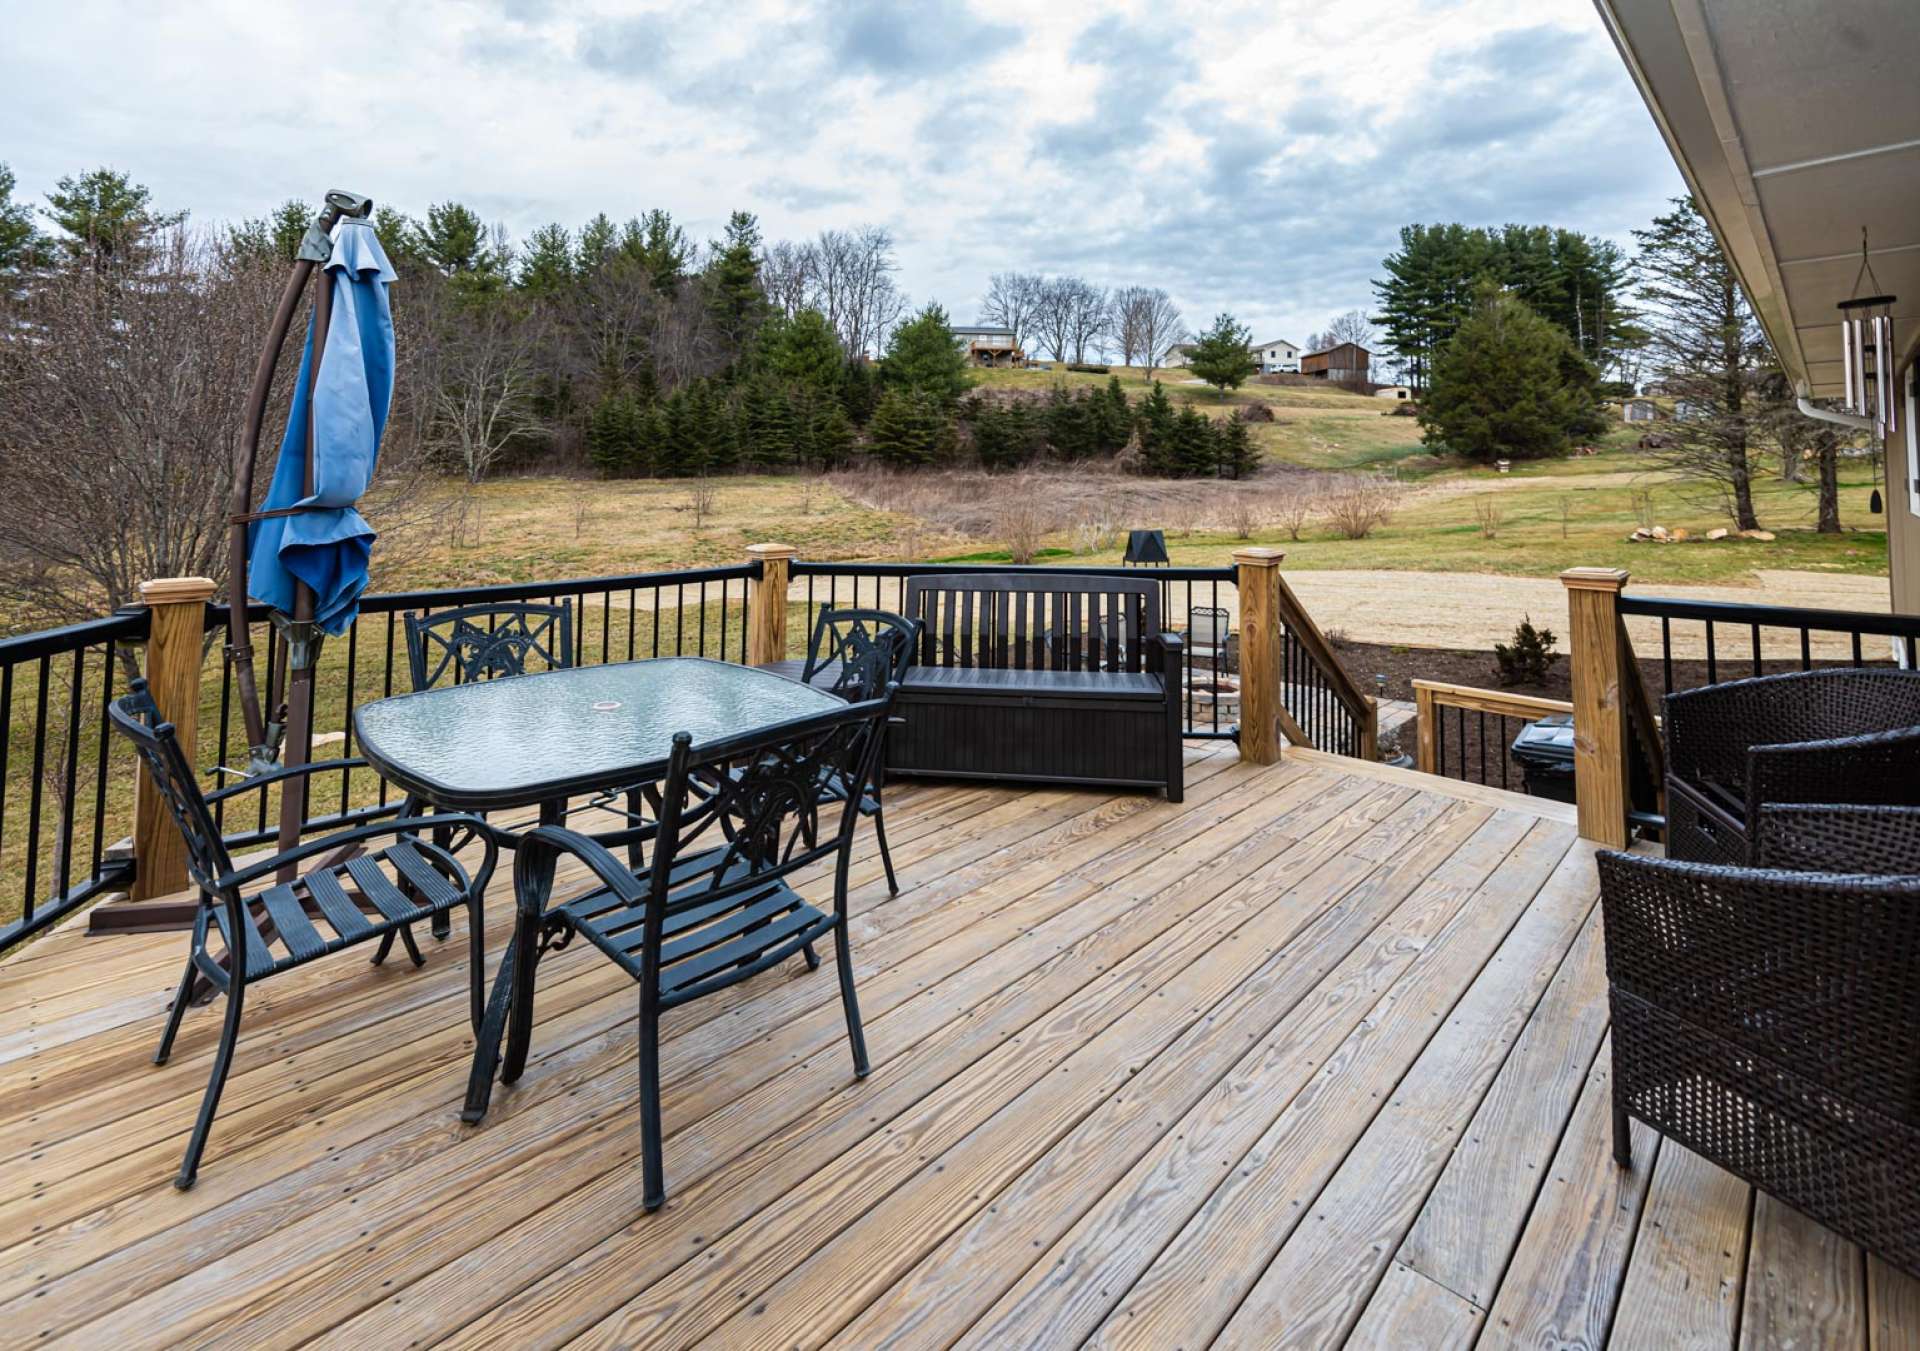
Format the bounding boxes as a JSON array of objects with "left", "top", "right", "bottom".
[
  {"left": 993, "top": 491, "right": 1053, "bottom": 564},
  {"left": 1493, "top": 615, "right": 1559, "bottom": 687},
  {"left": 1473, "top": 493, "right": 1501, "bottom": 539},
  {"left": 1272, "top": 485, "right": 1316, "bottom": 541},
  {"left": 1323, "top": 472, "right": 1400, "bottom": 540},
  {"left": 1223, "top": 493, "right": 1265, "bottom": 541}
]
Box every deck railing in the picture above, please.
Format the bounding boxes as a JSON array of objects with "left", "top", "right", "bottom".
[
  {"left": 1411, "top": 680, "right": 1572, "bottom": 795},
  {"left": 0, "top": 546, "right": 1376, "bottom": 955}
]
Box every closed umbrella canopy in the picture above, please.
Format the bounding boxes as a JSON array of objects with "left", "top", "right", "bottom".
[{"left": 247, "top": 218, "right": 397, "bottom": 635}]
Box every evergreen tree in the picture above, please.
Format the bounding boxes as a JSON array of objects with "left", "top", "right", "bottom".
[
  {"left": 1418, "top": 281, "right": 1600, "bottom": 462},
  {"left": 1093, "top": 377, "right": 1132, "bottom": 455},
  {"left": 1186, "top": 313, "right": 1257, "bottom": 392},
  {"left": 371, "top": 206, "right": 424, "bottom": 270},
  {"left": 518, "top": 223, "right": 575, "bottom": 296},
  {"left": 706, "top": 210, "right": 765, "bottom": 354},
  {"left": 1133, "top": 382, "right": 1179, "bottom": 475},
  {"left": 881, "top": 302, "right": 973, "bottom": 406},
  {"left": 226, "top": 199, "right": 310, "bottom": 265},
  {"left": 587, "top": 390, "right": 645, "bottom": 475},
  {"left": 576, "top": 213, "right": 618, "bottom": 275},
  {"left": 757, "top": 308, "right": 846, "bottom": 391},
  {"left": 415, "top": 201, "right": 510, "bottom": 301},
  {"left": 622, "top": 208, "right": 691, "bottom": 293},
  {"left": 42, "top": 167, "right": 185, "bottom": 271},
  {"left": 867, "top": 389, "right": 953, "bottom": 468},
  {"left": 1042, "top": 385, "right": 1092, "bottom": 460},
  {"left": 809, "top": 401, "right": 855, "bottom": 469},
  {"left": 840, "top": 357, "right": 882, "bottom": 425},
  {"left": 0, "top": 163, "right": 45, "bottom": 274},
  {"left": 1168, "top": 405, "right": 1218, "bottom": 476},
  {"left": 1220, "top": 412, "right": 1259, "bottom": 479}
]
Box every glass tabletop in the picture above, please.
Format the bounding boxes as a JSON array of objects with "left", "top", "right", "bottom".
[{"left": 353, "top": 658, "right": 842, "bottom": 811}]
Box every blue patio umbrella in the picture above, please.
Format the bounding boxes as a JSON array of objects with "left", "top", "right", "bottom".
[{"left": 246, "top": 217, "right": 398, "bottom": 635}]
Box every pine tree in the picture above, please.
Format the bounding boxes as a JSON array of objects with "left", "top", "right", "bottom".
[
  {"left": 1169, "top": 406, "right": 1218, "bottom": 476},
  {"left": 0, "top": 163, "right": 41, "bottom": 274},
  {"left": 757, "top": 308, "right": 846, "bottom": 391},
  {"left": 518, "top": 223, "right": 575, "bottom": 296},
  {"left": 810, "top": 401, "right": 854, "bottom": 469},
  {"left": 576, "top": 213, "right": 618, "bottom": 275},
  {"left": 1133, "top": 382, "right": 1178, "bottom": 474},
  {"left": 1186, "top": 314, "right": 1257, "bottom": 392},
  {"left": 867, "top": 389, "right": 953, "bottom": 468},
  {"left": 587, "top": 391, "right": 643, "bottom": 476},
  {"left": 1418, "top": 281, "right": 1600, "bottom": 462},
  {"left": 1220, "top": 413, "right": 1259, "bottom": 479},
  {"left": 226, "top": 199, "right": 310, "bottom": 266},
  {"left": 881, "top": 302, "right": 974, "bottom": 406},
  {"left": 622, "top": 209, "right": 690, "bottom": 294},
  {"left": 42, "top": 167, "right": 185, "bottom": 271},
  {"left": 706, "top": 210, "right": 765, "bottom": 354}
]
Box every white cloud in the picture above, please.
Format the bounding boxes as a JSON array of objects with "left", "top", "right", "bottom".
[{"left": 0, "top": 0, "right": 1683, "bottom": 346}]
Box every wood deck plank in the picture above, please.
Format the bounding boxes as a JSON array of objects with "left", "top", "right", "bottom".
[
  {"left": 0, "top": 747, "right": 1883, "bottom": 1351},
  {"left": 1606, "top": 1142, "right": 1753, "bottom": 1350}
]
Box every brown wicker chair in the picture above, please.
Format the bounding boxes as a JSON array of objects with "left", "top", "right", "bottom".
[
  {"left": 1599, "top": 823, "right": 1920, "bottom": 1276},
  {"left": 1663, "top": 668, "right": 1920, "bottom": 864},
  {"left": 1754, "top": 803, "right": 1920, "bottom": 874}
]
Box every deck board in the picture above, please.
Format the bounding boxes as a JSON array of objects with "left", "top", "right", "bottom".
[{"left": 0, "top": 745, "right": 1908, "bottom": 1349}]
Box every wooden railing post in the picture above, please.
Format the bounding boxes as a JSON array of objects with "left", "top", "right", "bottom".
[
  {"left": 746, "top": 543, "right": 795, "bottom": 667},
  {"left": 1562, "top": 567, "right": 1632, "bottom": 848},
  {"left": 133, "top": 576, "right": 215, "bottom": 900},
  {"left": 1234, "top": 548, "right": 1285, "bottom": 765},
  {"left": 1413, "top": 682, "right": 1438, "bottom": 774}
]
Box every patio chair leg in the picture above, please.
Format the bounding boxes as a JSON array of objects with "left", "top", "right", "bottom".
[
  {"left": 430, "top": 822, "right": 454, "bottom": 940},
  {"left": 370, "top": 930, "right": 397, "bottom": 966},
  {"left": 834, "top": 921, "right": 869, "bottom": 1079},
  {"left": 873, "top": 801, "right": 899, "bottom": 896},
  {"left": 1612, "top": 1100, "right": 1632, "bottom": 1167},
  {"left": 462, "top": 938, "right": 517, "bottom": 1124},
  {"left": 153, "top": 959, "right": 196, "bottom": 1066},
  {"left": 500, "top": 925, "right": 542, "bottom": 1086},
  {"left": 639, "top": 1004, "right": 666, "bottom": 1212},
  {"left": 801, "top": 943, "right": 821, "bottom": 971},
  {"left": 466, "top": 901, "right": 486, "bottom": 1035},
  {"left": 626, "top": 788, "right": 646, "bottom": 870},
  {"left": 176, "top": 972, "right": 245, "bottom": 1190},
  {"left": 399, "top": 925, "right": 427, "bottom": 968}
]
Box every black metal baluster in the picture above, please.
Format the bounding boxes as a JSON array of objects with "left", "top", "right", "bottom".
[
  {"left": 340, "top": 621, "right": 358, "bottom": 815},
  {"left": 24, "top": 656, "right": 50, "bottom": 920},
  {"left": 1800, "top": 628, "right": 1812, "bottom": 671},
  {"left": 1660, "top": 617, "right": 1673, "bottom": 698},
  {"left": 699, "top": 581, "right": 709, "bottom": 657},
  {"left": 379, "top": 612, "right": 396, "bottom": 807},
  {"left": 1852, "top": 632, "right": 1864, "bottom": 666},
  {"left": 91, "top": 639, "right": 116, "bottom": 877},
  {"left": 55, "top": 647, "right": 84, "bottom": 901},
  {"left": 214, "top": 642, "right": 234, "bottom": 833},
  {"left": 1705, "top": 621, "right": 1717, "bottom": 685}
]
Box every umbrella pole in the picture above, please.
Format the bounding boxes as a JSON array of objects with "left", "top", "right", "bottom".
[{"left": 276, "top": 265, "right": 335, "bottom": 864}]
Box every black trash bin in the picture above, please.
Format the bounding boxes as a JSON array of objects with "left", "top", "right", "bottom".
[{"left": 1510, "top": 713, "right": 1577, "bottom": 803}]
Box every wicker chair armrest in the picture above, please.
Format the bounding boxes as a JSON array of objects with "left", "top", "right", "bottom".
[
  {"left": 1749, "top": 725, "right": 1920, "bottom": 819},
  {"left": 1754, "top": 804, "right": 1920, "bottom": 874}
]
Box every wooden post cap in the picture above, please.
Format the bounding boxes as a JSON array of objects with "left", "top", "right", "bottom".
[
  {"left": 1231, "top": 548, "right": 1286, "bottom": 568},
  {"left": 1559, "top": 567, "right": 1629, "bottom": 592},
  {"left": 746, "top": 543, "right": 797, "bottom": 561},
  {"left": 138, "top": 577, "right": 218, "bottom": 606}
]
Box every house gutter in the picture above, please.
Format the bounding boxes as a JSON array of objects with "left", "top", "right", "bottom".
[{"left": 1794, "top": 384, "right": 1875, "bottom": 434}]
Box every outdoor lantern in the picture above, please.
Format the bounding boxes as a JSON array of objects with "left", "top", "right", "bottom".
[
  {"left": 1123, "top": 529, "right": 1170, "bottom": 566},
  {"left": 1838, "top": 230, "right": 1898, "bottom": 437}
]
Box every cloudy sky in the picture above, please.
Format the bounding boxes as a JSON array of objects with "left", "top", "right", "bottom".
[{"left": 2, "top": 0, "right": 1683, "bottom": 347}]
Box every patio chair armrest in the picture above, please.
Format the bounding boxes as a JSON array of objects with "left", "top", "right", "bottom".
[
  {"left": 216, "top": 813, "right": 494, "bottom": 893},
  {"left": 514, "top": 823, "right": 648, "bottom": 919},
  {"left": 1147, "top": 630, "right": 1183, "bottom": 675},
  {"left": 204, "top": 757, "right": 372, "bottom": 805}
]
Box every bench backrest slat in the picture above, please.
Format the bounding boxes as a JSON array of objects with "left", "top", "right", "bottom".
[{"left": 902, "top": 573, "right": 1160, "bottom": 674}]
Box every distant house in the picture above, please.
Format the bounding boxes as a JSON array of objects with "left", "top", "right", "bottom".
[
  {"left": 1160, "top": 342, "right": 1198, "bottom": 369},
  {"left": 1621, "top": 398, "right": 1665, "bottom": 422},
  {"left": 1251, "top": 338, "right": 1300, "bottom": 373},
  {"left": 1300, "top": 342, "right": 1371, "bottom": 383},
  {"left": 1374, "top": 384, "right": 1413, "bottom": 400},
  {"left": 949, "top": 324, "right": 1022, "bottom": 368},
  {"left": 1640, "top": 378, "right": 1677, "bottom": 397}
]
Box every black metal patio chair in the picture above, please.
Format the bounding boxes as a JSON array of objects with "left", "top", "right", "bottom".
[
  {"left": 110, "top": 679, "right": 495, "bottom": 1189},
  {"left": 761, "top": 606, "right": 920, "bottom": 892},
  {"left": 464, "top": 686, "right": 897, "bottom": 1211},
  {"left": 1663, "top": 667, "right": 1920, "bottom": 864},
  {"left": 1598, "top": 816, "right": 1920, "bottom": 1276}
]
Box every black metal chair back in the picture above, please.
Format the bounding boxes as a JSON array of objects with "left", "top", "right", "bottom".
[
  {"left": 801, "top": 607, "right": 919, "bottom": 701},
  {"left": 108, "top": 679, "right": 234, "bottom": 894},
  {"left": 405, "top": 602, "right": 574, "bottom": 691}
]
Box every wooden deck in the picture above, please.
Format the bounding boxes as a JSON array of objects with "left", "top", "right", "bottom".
[{"left": 4, "top": 745, "right": 1917, "bottom": 1348}]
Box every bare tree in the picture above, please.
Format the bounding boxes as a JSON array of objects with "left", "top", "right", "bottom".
[
  {"left": 0, "top": 229, "right": 292, "bottom": 626},
  {"left": 980, "top": 271, "right": 1044, "bottom": 358},
  {"left": 1132, "top": 288, "right": 1184, "bottom": 378},
  {"left": 1032, "top": 276, "right": 1078, "bottom": 363},
  {"left": 759, "top": 239, "right": 816, "bottom": 319},
  {"left": 812, "top": 225, "right": 905, "bottom": 356},
  {"left": 429, "top": 298, "right": 548, "bottom": 484},
  {"left": 1326, "top": 309, "right": 1376, "bottom": 349},
  {"left": 1066, "top": 280, "right": 1109, "bottom": 364}
]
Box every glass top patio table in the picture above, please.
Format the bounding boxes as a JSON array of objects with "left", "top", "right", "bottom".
[{"left": 353, "top": 657, "right": 842, "bottom": 813}]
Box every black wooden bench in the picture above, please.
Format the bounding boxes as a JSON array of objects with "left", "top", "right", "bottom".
[{"left": 885, "top": 573, "right": 1184, "bottom": 800}]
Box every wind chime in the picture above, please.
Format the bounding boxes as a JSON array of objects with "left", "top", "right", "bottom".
[{"left": 1837, "top": 229, "right": 1897, "bottom": 514}]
